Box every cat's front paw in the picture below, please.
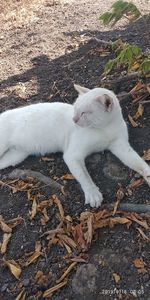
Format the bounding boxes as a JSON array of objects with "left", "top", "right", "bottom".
[{"left": 85, "top": 187, "right": 103, "bottom": 208}]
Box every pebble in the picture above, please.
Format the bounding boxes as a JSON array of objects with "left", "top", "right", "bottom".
[
  {"left": 1, "top": 283, "right": 9, "bottom": 292},
  {"left": 21, "top": 278, "right": 30, "bottom": 286},
  {"left": 72, "top": 263, "right": 97, "bottom": 295}
]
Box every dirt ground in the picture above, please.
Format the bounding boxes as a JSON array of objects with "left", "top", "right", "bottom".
[{"left": 0, "top": 0, "right": 150, "bottom": 299}]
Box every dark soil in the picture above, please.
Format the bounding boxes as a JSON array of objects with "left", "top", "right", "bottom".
[{"left": 0, "top": 1, "right": 150, "bottom": 299}]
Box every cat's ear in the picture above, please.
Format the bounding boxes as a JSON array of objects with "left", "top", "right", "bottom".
[
  {"left": 74, "top": 84, "right": 90, "bottom": 95},
  {"left": 96, "top": 94, "right": 114, "bottom": 112}
]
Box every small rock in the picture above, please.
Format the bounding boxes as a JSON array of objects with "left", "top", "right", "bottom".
[
  {"left": 103, "top": 161, "right": 128, "bottom": 181},
  {"left": 21, "top": 278, "right": 30, "bottom": 287},
  {"left": 1, "top": 283, "right": 8, "bottom": 292},
  {"left": 72, "top": 263, "right": 97, "bottom": 295}
]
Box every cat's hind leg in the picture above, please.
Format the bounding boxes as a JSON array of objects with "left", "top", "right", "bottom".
[{"left": 0, "top": 148, "right": 28, "bottom": 170}]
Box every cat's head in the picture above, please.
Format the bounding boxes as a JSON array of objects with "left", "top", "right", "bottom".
[{"left": 73, "top": 84, "right": 121, "bottom": 128}]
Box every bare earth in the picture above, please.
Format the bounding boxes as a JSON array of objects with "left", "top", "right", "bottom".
[{"left": 0, "top": 1, "right": 150, "bottom": 299}]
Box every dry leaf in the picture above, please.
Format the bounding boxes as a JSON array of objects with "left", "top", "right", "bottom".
[
  {"left": 133, "top": 258, "right": 147, "bottom": 273},
  {"left": 26, "top": 241, "right": 42, "bottom": 266},
  {"left": 128, "top": 114, "right": 138, "bottom": 127},
  {"left": 15, "top": 289, "right": 26, "bottom": 300},
  {"left": 56, "top": 262, "right": 77, "bottom": 284},
  {"left": 35, "top": 240, "right": 42, "bottom": 252},
  {"left": 58, "top": 234, "right": 77, "bottom": 249},
  {"left": 29, "top": 198, "right": 37, "bottom": 219},
  {"left": 72, "top": 224, "right": 86, "bottom": 250},
  {"left": 70, "top": 256, "right": 88, "bottom": 263},
  {"left": 43, "top": 280, "right": 68, "bottom": 298},
  {"left": 35, "top": 270, "right": 52, "bottom": 285},
  {"left": 133, "top": 104, "right": 144, "bottom": 121},
  {"left": 60, "top": 173, "right": 74, "bottom": 180},
  {"left": 113, "top": 273, "right": 121, "bottom": 283},
  {"left": 128, "top": 214, "right": 149, "bottom": 230},
  {"left": 130, "top": 62, "right": 140, "bottom": 71},
  {"left": 128, "top": 178, "right": 144, "bottom": 189},
  {"left": 41, "top": 207, "right": 49, "bottom": 223},
  {"left": 1, "top": 233, "right": 12, "bottom": 254},
  {"left": 137, "top": 227, "right": 150, "bottom": 242},
  {"left": 85, "top": 214, "right": 93, "bottom": 245},
  {"left": 26, "top": 251, "right": 41, "bottom": 266},
  {"left": 61, "top": 242, "right": 72, "bottom": 254},
  {"left": 130, "top": 81, "right": 145, "bottom": 94},
  {"left": 0, "top": 220, "right": 12, "bottom": 233},
  {"left": 52, "top": 195, "right": 64, "bottom": 220},
  {"left": 113, "top": 199, "right": 120, "bottom": 215},
  {"left": 5, "top": 259, "right": 22, "bottom": 279},
  {"left": 143, "top": 148, "right": 150, "bottom": 161},
  {"left": 41, "top": 157, "right": 54, "bottom": 161},
  {"left": 109, "top": 217, "right": 131, "bottom": 228}
]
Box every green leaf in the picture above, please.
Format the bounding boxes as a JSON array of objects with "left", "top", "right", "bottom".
[
  {"left": 104, "top": 59, "right": 115, "bottom": 74},
  {"left": 100, "top": 0, "right": 141, "bottom": 26},
  {"left": 140, "top": 59, "right": 150, "bottom": 75}
]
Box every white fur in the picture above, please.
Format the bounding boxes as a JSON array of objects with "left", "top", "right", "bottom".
[{"left": 0, "top": 84, "right": 150, "bottom": 207}]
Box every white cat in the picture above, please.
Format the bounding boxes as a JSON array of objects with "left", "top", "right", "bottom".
[{"left": 0, "top": 84, "right": 149, "bottom": 207}]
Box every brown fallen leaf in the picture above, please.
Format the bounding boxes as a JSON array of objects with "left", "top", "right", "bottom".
[
  {"left": 128, "top": 213, "right": 149, "bottom": 230},
  {"left": 128, "top": 114, "right": 138, "bottom": 127},
  {"left": 133, "top": 258, "right": 146, "bottom": 268},
  {"left": 7, "top": 216, "right": 23, "bottom": 228},
  {"left": 60, "top": 173, "right": 74, "bottom": 180},
  {"left": 5, "top": 259, "right": 22, "bottom": 279},
  {"left": 133, "top": 104, "right": 144, "bottom": 121},
  {"left": 41, "top": 207, "right": 49, "bottom": 224},
  {"left": 130, "top": 81, "right": 145, "bottom": 94},
  {"left": 1, "top": 233, "right": 12, "bottom": 254},
  {"left": 52, "top": 195, "right": 64, "bottom": 220},
  {"left": 26, "top": 251, "right": 41, "bottom": 266},
  {"left": 143, "top": 148, "right": 150, "bottom": 161},
  {"left": 29, "top": 198, "right": 37, "bottom": 219},
  {"left": 128, "top": 178, "right": 144, "bottom": 189},
  {"left": 58, "top": 234, "right": 77, "bottom": 249},
  {"left": 56, "top": 262, "right": 77, "bottom": 283},
  {"left": 43, "top": 280, "right": 68, "bottom": 298},
  {"left": 35, "top": 270, "right": 52, "bottom": 285},
  {"left": 72, "top": 224, "right": 87, "bottom": 250},
  {"left": 70, "top": 256, "right": 88, "bottom": 263},
  {"left": 137, "top": 227, "right": 150, "bottom": 242},
  {"left": 41, "top": 157, "right": 54, "bottom": 162},
  {"left": 133, "top": 258, "right": 147, "bottom": 274},
  {"left": 0, "top": 220, "right": 12, "bottom": 233},
  {"left": 35, "top": 240, "right": 42, "bottom": 252},
  {"left": 61, "top": 241, "right": 72, "bottom": 254},
  {"left": 85, "top": 214, "right": 93, "bottom": 245},
  {"left": 113, "top": 272, "right": 121, "bottom": 283},
  {"left": 109, "top": 217, "right": 131, "bottom": 228},
  {"left": 15, "top": 289, "right": 26, "bottom": 300}
]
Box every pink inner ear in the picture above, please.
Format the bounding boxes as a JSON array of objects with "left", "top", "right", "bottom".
[{"left": 104, "top": 95, "right": 113, "bottom": 112}]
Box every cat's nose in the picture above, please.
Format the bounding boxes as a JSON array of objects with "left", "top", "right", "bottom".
[{"left": 73, "top": 116, "right": 79, "bottom": 123}]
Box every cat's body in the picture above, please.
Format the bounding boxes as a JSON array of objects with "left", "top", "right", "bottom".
[{"left": 0, "top": 84, "right": 150, "bottom": 207}]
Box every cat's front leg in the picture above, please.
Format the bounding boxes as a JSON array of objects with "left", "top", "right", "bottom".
[
  {"left": 109, "top": 139, "right": 150, "bottom": 185},
  {"left": 63, "top": 152, "right": 103, "bottom": 207}
]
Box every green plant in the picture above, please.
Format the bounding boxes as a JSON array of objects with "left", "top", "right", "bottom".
[
  {"left": 100, "top": 0, "right": 141, "bottom": 25},
  {"left": 100, "top": 1, "right": 150, "bottom": 75},
  {"left": 104, "top": 40, "right": 150, "bottom": 75}
]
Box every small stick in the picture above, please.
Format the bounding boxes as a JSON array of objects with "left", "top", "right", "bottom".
[
  {"left": 109, "top": 203, "right": 150, "bottom": 213},
  {"left": 7, "top": 168, "right": 62, "bottom": 192}
]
